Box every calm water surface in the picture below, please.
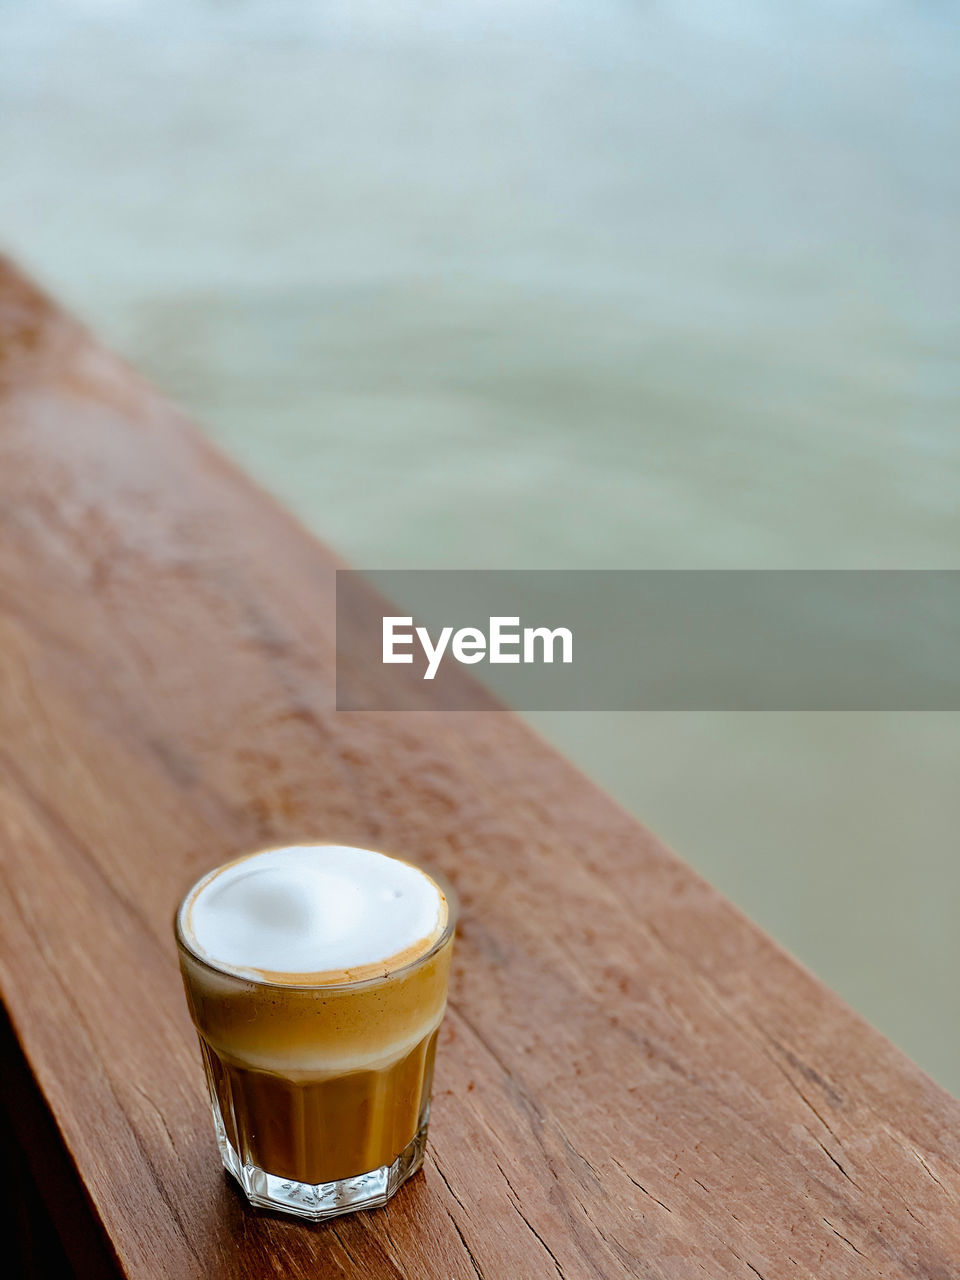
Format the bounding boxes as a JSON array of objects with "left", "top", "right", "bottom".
[{"left": 3, "top": 0, "right": 959, "bottom": 1088}]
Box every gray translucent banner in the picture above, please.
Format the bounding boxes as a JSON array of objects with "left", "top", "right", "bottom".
[{"left": 335, "top": 570, "right": 960, "bottom": 711}]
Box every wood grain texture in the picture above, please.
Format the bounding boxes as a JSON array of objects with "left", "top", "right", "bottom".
[{"left": 1, "top": 256, "right": 959, "bottom": 1280}]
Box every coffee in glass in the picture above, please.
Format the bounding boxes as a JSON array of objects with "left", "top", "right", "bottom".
[{"left": 175, "top": 844, "right": 456, "bottom": 1221}]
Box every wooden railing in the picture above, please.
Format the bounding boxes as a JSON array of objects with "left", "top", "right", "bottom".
[{"left": 1, "top": 258, "right": 959, "bottom": 1279}]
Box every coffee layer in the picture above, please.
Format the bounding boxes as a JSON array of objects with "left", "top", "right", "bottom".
[{"left": 201, "top": 1028, "right": 440, "bottom": 1184}]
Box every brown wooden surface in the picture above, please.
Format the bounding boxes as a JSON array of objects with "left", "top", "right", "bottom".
[{"left": 1, "top": 257, "right": 960, "bottom": 1280}]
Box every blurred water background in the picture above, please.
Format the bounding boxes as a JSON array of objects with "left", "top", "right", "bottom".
[{"left": 2, "top": 0, "right": 959, "bottom": 1089}]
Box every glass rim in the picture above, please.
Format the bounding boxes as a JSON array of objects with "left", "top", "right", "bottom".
[{"left": 173, "top": 842, "right": 459, "bottom": 993}]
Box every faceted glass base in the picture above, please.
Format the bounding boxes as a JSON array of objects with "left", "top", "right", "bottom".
[{"left": 212, "top": 1100, "right": 429, "bottom": 1222}]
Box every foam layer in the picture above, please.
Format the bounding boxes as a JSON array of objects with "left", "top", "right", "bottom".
[{"left": 179, "top": 845, "right": 448, "bottom": 983}]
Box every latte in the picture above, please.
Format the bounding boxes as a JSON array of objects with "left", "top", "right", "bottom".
[{"left": 175, "top": 844, "right": 456, "bottom": 1218}]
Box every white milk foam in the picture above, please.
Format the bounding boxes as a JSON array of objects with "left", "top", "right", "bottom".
[{"left": 180, "top": 845, "right": 447, "bottom": 980}]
